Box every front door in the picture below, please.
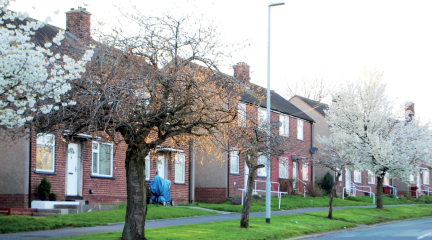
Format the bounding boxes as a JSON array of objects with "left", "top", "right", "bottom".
[
  {"left": 67, "top": 143, "right": 79, "bottom": 196},
  {"left": 157, "top": 155, "right": 166, "bottom": 179},
  {"left": 345, "top": 168, "right": 351, "bottom": 195}
]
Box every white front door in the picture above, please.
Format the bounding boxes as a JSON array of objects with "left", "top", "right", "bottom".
[
  {"left": 67, "top": 143, "right": 79, "bottom": 196},
  {"left": 345, "top": 168, "right": 351, "bottom": 194},
  {"left": 157, "top": 155, "right": 166, "bottom": 179}
]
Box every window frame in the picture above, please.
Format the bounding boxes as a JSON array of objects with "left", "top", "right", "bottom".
[
  {"left": 354, "top": 170, "right": 362, "bottom": 183},
  {"left": 423, "top": 170, "right": 430, "bottom": 185},
  {"left": 238, "top": 102, "right": 247, "bottom": 128},
  {"left": 367, "top": 170, "right": 375, "bottom": 184},
  {"left": 145, "top": 153, "right": 151, "bottom": 181},
  {"left": 279, "top": 114, "right": 290, "bottom": 137},
  {"left": 36, "top": 133, "right": 56, "bottom": 173},
  {"left": 91, "top": 141, "right": 114, "bottom": 177},
  {"left": 174, "top": 154, "right": 186, "bottom": 184},
  {"left": 302, "top": 162, "right": 309, "bottom": 181},
  {"left": 258, "top": 107, "right": 268, "bottom": 127},
  {"left": 383, "top": 173, "right": 390, "bottom": 185},
  {"left": 297, "top": 119, "right": 304, "bottom": 140},
  {"left": 279, "top": 157, "right": 289, "bottom": 179},
  {"left": 335, "top": 168, "right": 343, "bottom": 182},
  {"left": 257, "top": 155, "right": 267, "bottom": 177},
  {"left": 230, "top": 151, "right": 240, "bottom": 174}
]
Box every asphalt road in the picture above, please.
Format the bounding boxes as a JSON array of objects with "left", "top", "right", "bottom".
[{"left": 307, "top": 217, "right": 432, "bottom": 240}]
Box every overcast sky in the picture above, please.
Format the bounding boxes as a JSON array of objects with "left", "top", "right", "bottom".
[{"left": 9, "top": 0, "right": 432, "bottom": 121}]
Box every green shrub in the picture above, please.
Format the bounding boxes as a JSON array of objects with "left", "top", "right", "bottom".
[
  {"left": 403, "top": 191, "right": 412, "bottom": 200},
  {"left": 306, "top": 183, "right": 324, "bottom": 197},
  {"left": 48, "top": 192, "right": 57, "bottom": 201},
  {"left": 320, "top": 172, "right": 334, "bottom": 194},
  {"left": 37, "top": 176, "right": 52, "bottom": 201}
]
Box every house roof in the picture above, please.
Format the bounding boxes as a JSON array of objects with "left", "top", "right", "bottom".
[
  {"left": 240, "top": 83, "right": 315, "bottom": 122},
  {"left": 293, "top": 95, "right": 328, "bottom": 117}
]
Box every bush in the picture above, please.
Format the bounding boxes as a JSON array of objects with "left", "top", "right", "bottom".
[
  {"left": 306, "top": 183, "right": 324, "bottom": 197},
  {"left": 48, "top": 192, "right": 57, "bottom": 201},
  {"left": 404, "top": 191, "right": 412, "bottom": 200},
  {"left": 320, "top": 172, "right": 334, "bottom": 195},
  {"left": 37, "top": 176, "right": 52, "bottom": 201}
]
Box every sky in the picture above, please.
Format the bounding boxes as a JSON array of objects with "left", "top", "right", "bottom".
[{"left": 8, "top": 0, "right": 432, "bottom": 122}]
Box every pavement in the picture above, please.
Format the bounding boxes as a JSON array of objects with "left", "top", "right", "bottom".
[{"left": 0, "top": 204, "right": 429, "bottom": 240}]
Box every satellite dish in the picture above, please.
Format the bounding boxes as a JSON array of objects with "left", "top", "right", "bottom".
[
  {"left": 275, "top": 121, "right": 282, "bottom": 127},
  {"left": 310, "top": 147, "right": 318, "bottom": 154}
]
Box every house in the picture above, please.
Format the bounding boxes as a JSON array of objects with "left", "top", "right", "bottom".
[
  {"left": 194, "top": 63, "right": 316, "bottom": 203},
  {"left": 0, "top": 7, "right": 193, "bottom": 209}
]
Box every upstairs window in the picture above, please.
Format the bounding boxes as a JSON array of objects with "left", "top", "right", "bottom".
[
  {"left": 367, "top": 170, "right": 375, "bottom": 184},
  {"left": 279, "top": 114, "right": 290, "bottom": 136},
  {"left": 258, "top": 108, "right": 268, "bottom": 127},
  {"left": 92, "top": 142, "right": 113, "bottom": 177},
  {"left": 145, "top": 154, "right": 151, "bottom": 181},
  {"left": 230, "top": 151, "right": 239, "bottom": 174},
  {"left": 175, "top": 154, "right": 186, "bottom": 183},
  {"left": 297, "top": 119, "right": 304, "bottom": 140},
  {"left": 36, "top": 133, "right": 56, "bottom": 172},
  {"left": 238, "top": 102, "right": 247, "bottom": 128},
  {"left": 354, "top": 170, "right": 362, "bottom": 183},
  {"left": 279, "top": 157, "right": 289, "bottom": 179},
  {"left": 257, "top": 155, "right": 267, "bottom": 177}
]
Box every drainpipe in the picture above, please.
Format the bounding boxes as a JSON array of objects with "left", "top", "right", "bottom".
[
  {"left": 189, "top": 139, "right": 195, "bottom": 203},
  {"left": 28, "top": 130, "right": 32, "bottom": 208},
  {"left": 311, "top": 122, "right": 315, "bottom": 184}
]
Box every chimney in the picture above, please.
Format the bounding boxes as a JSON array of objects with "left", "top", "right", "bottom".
[
  {"left": 405, "top": 102, "right": 415, "bottom": 122},
  {"left": 233, "top": 62, "right": 250, "bottom": 83},
  {"left": 65, "top": 7, "right": 92, "bottom": 40}
]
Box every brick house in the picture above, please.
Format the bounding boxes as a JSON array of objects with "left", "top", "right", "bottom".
[
  {"left": 195, "top": 63, "right": 315, "bottom": 203},
  {"left": 0, "top": 7, "right": 192, "bottom": 208}
]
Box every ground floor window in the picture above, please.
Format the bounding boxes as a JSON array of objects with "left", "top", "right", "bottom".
[
  {"left": 257, "top": 155, "right": 267, "bottom": 177},
  {"left": 36, "top": 133, "right": 56, "bottom": 172},
  {"left": 367, "top": 170, "right": 375, "bottom": 184},
  {"left": 279, "top": 157, "right": 289, "bottom": 179},
  {"left": 423, "top": 170, "right": 430, "bottom": 185},
  {"left": 354, "top": 170, "right": 362, "bottom": 183},
  {"left": 92, "top": 142, "right": 113, "bottom": 177},
  {"left": 145, "top": 154, "right": 151, "bottom": 180},
  {"left": 230, "top": 151, "right": 239, "bottom": 174},
  {"left": 175, "top": 154, "right": 186, "bottom": 183}
]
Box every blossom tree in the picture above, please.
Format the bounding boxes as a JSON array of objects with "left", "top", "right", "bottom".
[
  {"left": 325, "top": 70, "right": 432, "bottom": 209},
  {"left": 0, "top": 0, "right": 94, "bottom": 128},
  {"left": 314, "top": 132, "right": 354, "bottom": 219}
]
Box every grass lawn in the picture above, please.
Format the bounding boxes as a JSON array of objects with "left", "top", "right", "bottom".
[
  {"left": 345, "top": 195, "right": 432, "bottom": 205},
  {"left": 0, "top": 204, "right": 218, "bottom": 234},
  {"left": 305, "top": 205, "right": 432, "bottom": 225},
  {"left": 52, "top": 214, "right": 356, "bottom": 240},
  {"left": 191, "top": 195, "right": 368, "bottom": 213}
]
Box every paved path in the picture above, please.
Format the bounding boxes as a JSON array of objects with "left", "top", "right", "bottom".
[
  {"left": 0, "top": 204, "right": 425, "bottom": 240},
  {"left": 304, "top": 217, "right": 432, "bottom": 239}
]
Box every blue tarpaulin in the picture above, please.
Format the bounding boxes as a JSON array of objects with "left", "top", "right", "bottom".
[{"left": 150, "top": 176, "right": 172, "bottom": 204}]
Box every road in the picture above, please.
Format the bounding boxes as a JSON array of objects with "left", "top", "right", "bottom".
[{"left": 307, "top": 217, "right": 432, "bottom": 240}]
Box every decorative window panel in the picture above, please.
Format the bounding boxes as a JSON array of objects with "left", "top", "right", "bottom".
[{"left": 302, "top": 163, "right": 309, "bottom": 181}]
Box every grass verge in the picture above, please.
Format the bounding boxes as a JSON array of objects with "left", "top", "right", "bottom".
[
  {"left": 52, "top": 214, "right": 356, "bottom": 240},
  {"left": 346, "top": 195, "right": 432, "bottom": 205},
  {"left": 305, "top": 205, "right": 432, "bottom": 225},
  {"left": 0, "top": 204, "right": 218, "bottom": 234}
]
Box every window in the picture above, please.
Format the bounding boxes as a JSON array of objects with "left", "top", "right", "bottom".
[
  {"left": 175, "top": 154, "right": 186, "bottom": 183},
  {"left": 279, "top": 114, "right": 289, "bottom": 136},
  {"left": 258, "top": 108, "right": 267, "bottom": 127},
  {"left": 302, "top": 163, "right": 309, "bottom": 181},
  {"left": 335, "top": 168, "right": 343, "bottom": 182},
  {"left": 92, "top": 142, "right": 113, "bottom": 177},
  {"left": 36, "top": 133, "right": 55, "bottom": 172},
  {"left": 257, "top": 155, "right": 267, "bottom": 177},
  {"left": 292, "top": 162, "right": 297, "bottom": 179},
  {"left": 354, "top": 170, "right": 362, "bottom": 183},
  {"left": 423, "top": 170, "right": 430, "bottom": 185},
  {"left": 383, "top": 173, "right": 390, "bottom": 185},
  {"left": 230, "top": 151, "right": 239, "bottom": 174},
  {"left": 238, "top": 102, "right": 247, "bottom": 127},
  {"left": 145, "top": 154, "right": 151, "bottom": 181},
  {"left": 410, "top": 174, "right": 415, "bottom": 183},
  {"left": 367, "top": 171, "right": 375, "bottom": 184},
  {"left": 297, "top": 119, "right": 304, "bottom": 140},
  {"left": 279, "top": 157, "right": 289, "bottom": 179}
]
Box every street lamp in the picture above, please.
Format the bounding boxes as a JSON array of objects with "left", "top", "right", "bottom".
[{"left": 266, "top": 2, "right": 284, "bottom": 224}]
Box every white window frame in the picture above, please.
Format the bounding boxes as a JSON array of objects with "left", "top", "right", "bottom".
[
  {"left": 238, "top": 102, "right": 247, "bottom": 128},
  {"left": 258, "top": 107, "right": 268, "bottom": 127},
  {"left": 257, "top": 155, "right": 267, "bottom": 177},
  {"left": 91, "top": 141, "right": 114, "bottom": 177},
  {"left": 36, "top": 133, "right": 56, "bottom": 173},
  {"left": 383, "top": 173, "right": 390, "bottom": 185},
  {"left": 297, "top": 119, "right": 304, "bottom": 140},
  {"left": 279, "top": 114, "right": 290, "bottom": 137},
  {"left": 409, "top": 174, "right": 415, "bottom": 183},
  {"left": 230, "top": 151, "right": 240, "bottom": 174},
  {"left": 423, "top": 170, "right": 430, "bottom": 185},
  {"left": 174, "top": 154, "right": 186, "bottom": 184},
  {"left": 367, "top": 170, "right": 375, "bottom": 184},
  {"left": 279, "top": 157, "right": 289, "bottom": 179},
  {"left": 145, "top": 153, "right": 151, "bottom": 181},
  {"left": 354, "top": 170, "right": 362, "bottom": 183},
  {"left": 335, "top": 168, "right": 343, "bottom": 182},
  {"left": 302, "top": 162, "right": 309, "bottom": 181}
]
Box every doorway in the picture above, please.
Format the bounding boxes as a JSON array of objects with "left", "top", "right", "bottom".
[{"left": 66, "top": 143, "right": 79, "bottom": 196}]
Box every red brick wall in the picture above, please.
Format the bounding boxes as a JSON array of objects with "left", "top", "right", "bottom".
[
  {"left": 0, "top": 194, "right": 28, "bottom": 208},
  {"left": 195, "top": 188, "right": 227, "bottom": 203}
]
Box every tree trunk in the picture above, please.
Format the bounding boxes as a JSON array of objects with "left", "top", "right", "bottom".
[
  {"left": 240, "top": 167, "right": 257, "bottom": 228},
  {"left": 376, "top": 176, "right": 384, "bottom": 210},
  {"left": 328, "top": 172, "right": 341, "bottom": 219},
  {"left": 122, "top": 147, "right": 148, "bottom": 240}
]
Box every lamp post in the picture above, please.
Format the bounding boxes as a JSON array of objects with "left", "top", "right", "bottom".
[{"left": 266, "top": 2, "right": 284, "bottom": 224}]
